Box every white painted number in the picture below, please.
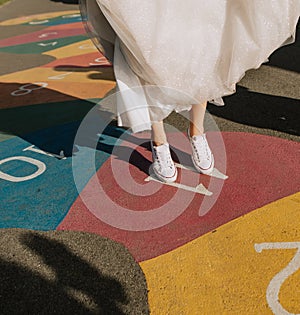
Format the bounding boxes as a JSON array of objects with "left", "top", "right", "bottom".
[
  {"left": 48, "top": 72, "right": 73, "bottom": 80},
  {"left": 78, "top": 44, "right": 96, "bottom": 50},
  {"left": 89, "top": 57, "right": 110, "bottom": 66},
  {"left": 11, "top": 83, "right": 48, "bottom": 96},
  {"left": 38, "top": 41, "right": 58, "bottom": 47},
  {"left": 62, "top": 14, "right": 81, "bottom": 19},
  {"left": 255, "top": 242, "right": 300, "bottom": 315},
  {"left": 38, "top": 32, "right": 58, "bottom": 39},
  {"left": 0, "top": 156, "right": 46, "bottom": 182},
  {"left": 29, "top": 20, "right": 49, "bottom": 25}
]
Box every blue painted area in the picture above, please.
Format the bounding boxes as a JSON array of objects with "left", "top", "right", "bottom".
[{"left": 0, "top": 121, "right": 124, "bottom": 230}]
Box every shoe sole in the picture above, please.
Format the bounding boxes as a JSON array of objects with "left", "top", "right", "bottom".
[
  {"left": 151, "top": 165, "right": 178, "bottom": 183},
  {"left": 191, "top": 154, "right": 214, "bottom": 175}
]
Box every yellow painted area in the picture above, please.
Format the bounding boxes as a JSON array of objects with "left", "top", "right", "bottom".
[
  {"left": 0, "top": 67, "right": 113, "bottom": 84},
  {"left": 46, "top": 40, "right": 98, "bottom": 59},
  {"left": 141, "top": 193, "right": 300, "bottom": 315},
  {"left": 0, "top": 11, "right": 80, "bottom": 26},
  {"left": 40, "top": 81, "right": 115, "bottom": 99},
  {"left": 0, "top": 67, "right": 115, "bottom": 99}
]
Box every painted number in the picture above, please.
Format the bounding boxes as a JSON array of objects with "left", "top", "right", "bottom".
[
  {"left": 11, "top": 83, "right": 48, "bottom": 96},
  {"left": 255, "top": 242, "right": 300, "bottom": 315},
  {"left": 78, "top": 44, "right": 96, "bottom": 50},
  {"left": 89, "top": 57, "right": 110, "bottom": 66},
  {"left": 29, "top": 20, "right": 49, "bottom": 25},
  {"left": 48, "top": 72, "right": 73, "bottom": 80},
  {"left": 38, "top": 41, "right": 58, "bottom": 47},
  {"left": 38, "top": 32, "right": 58, "bottom": 39},
  {"left": 0, "top": 156, "right": 46, "bottom": 182},
  {"left": 62, "top": 14, "right": 81, "bottom": 19}
]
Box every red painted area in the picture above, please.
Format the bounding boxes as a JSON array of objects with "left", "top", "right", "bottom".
[
  {"left": 0, "top": 82, "right": 78, "bottom": 109},
  {"left": 0, "top": 81, "right": 114, "bottom": 109},
  {"left": 58, "top": 132, "right": 300, "bottom": 262},
  {"left": 43, "top": 52, "right": 111, "bottom": 68},
  {"left": 0, "top": 28, "right": 86, "bottom": 47}
]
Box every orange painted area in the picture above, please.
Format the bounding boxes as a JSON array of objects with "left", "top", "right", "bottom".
[
  {"left": 42, "top": 81, "right": 115, "bottom": 100},
  {"left": 141, "top": 193, "right": 300, "bottom": 314},
  {"left": 0, "top": 11, "right": 80, "bottom": 26},
  {"left": 0, "top": 82, "right": 75, "bottom": 108},
  {"left": 0, "top": 67, "right": 113, "bottom": 83},
  {"left": 43, "top": 52, "right": 111, "bottom": 68},
  {"left": 45, "top": 22, "right": 84, "bottom": 31}
]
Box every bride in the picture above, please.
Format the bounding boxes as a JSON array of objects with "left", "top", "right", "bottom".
[{"left": 80, "top": 0, "right": 299, "bottom": 182}]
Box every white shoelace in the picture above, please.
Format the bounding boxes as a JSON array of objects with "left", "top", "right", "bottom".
[
  {"left": 192, "top": 135, "right": 211, "bottom": 161},
  {"left": 154, "top": 147, "right": 174, "bottom": 170}
]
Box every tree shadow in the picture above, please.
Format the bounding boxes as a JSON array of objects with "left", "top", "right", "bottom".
[
  {"left": 50, "top": 0, "right": 79, "bottom": 4},
  {"left": 53, "top": 65, "right": 115, "bottom": 81},
  {"left": 267, "top": 21, "right": 300, "bottom": 73},
  {"left": 0, "top": 82, "right": 155, "bottom": 176},
  {"left": 208, "top": 86, "right": 300, "bottom": 137},
  {"left": 0, "top": 231, "right": 149, "bottom": 314}
]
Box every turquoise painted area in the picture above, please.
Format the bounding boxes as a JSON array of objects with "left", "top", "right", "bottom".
[
  {"left": 0, "top": 121, "right": 124, "bottom": 230},
  {"left": 25, "top": 14, "right": 82, "bottom": 27},
  {"left": 0, "top": 35, "right": 87, "bottom": 54}
]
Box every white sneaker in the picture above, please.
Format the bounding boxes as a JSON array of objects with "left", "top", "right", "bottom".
[
  {"left": 187, "top": 129, "right": 214, "bottom": 174},
  {"left": 151, "top": 142, "right": 177, "bottom": 183}
]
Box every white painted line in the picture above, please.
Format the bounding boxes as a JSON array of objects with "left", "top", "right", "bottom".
[
  {"left": 23, "top": 145, "right": 66, "bottom": 160},
  {"left": 144, "top": 175, "right": 213, "bottom": 196},
  {"left": 175, "top": 163, "right": 228, "bottom": 180}
]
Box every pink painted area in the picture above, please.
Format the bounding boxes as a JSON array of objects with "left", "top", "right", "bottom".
[
  {"left": 43, "top": 52, "right": 111, "bottom": 68},
  {"left": 0, "top": 27, "right": 85, "bottom": 47},
  {"left": 58, "top": 132, "right": 300, "bottom": 262},
  {"left": 46, "top": 22, "right": 83, "bottom": 31}
]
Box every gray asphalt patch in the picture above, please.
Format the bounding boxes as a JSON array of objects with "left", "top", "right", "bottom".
[{"left": 0, "top": 229, "right": 150, "bottom": 314}]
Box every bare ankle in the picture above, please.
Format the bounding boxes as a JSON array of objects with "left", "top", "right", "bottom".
[
  {"left": 152, "top": 140, "right": 166, "bottom": 147},
  {"left": 189, "top": 123, "right": 204, "bottom": 136}
]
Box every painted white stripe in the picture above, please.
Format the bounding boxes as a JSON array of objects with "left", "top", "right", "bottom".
[
  {"left": 175, "top": 163, "right": 228, "bottom": 180},
  {"left": 23, "top": 145, "right": 66, "bottom": 160},
  {"left": 144, "top": 175, "right": 213, "bottom": 196}
]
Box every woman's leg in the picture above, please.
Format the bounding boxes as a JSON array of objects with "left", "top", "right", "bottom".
[
  {"left": 151, "top": 121, "right": 167, "bottom": 146},
  {"left": 189, "top": 101, "right": 207, "bottom": 136},
  {"left": 188, "top": 101, "right": 214, "bottom": 174}
]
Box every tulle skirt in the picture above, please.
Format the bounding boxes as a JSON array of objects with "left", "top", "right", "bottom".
[{"left": 80, "top": 0, "right": 299, "bottom": 132}]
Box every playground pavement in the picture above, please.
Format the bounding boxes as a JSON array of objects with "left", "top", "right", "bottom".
[{"left": 0, "top": 0, "right": 299, "bottom": 314}]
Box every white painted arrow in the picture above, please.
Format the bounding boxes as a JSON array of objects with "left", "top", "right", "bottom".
[{"left": 144, "top": 175, "right": 213, "bottom": 196}]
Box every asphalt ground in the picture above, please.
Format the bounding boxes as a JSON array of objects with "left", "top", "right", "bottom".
[{"left": 0, "top": 0, "right": 299, "bottom": 314}]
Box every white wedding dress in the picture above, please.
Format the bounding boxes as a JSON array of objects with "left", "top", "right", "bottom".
[{"left": 81, "top": 0, "right": 300, "bottom": 132}]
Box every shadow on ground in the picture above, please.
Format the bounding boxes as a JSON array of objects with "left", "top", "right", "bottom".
[
  {"left": 50, "top": 0, "right": 79, "bottom": 4},
  {"left": 0, "top": 229, "right": 149, "bottom": 315},
  {"left": 208, "top": 86, "right": 300, "bottom": 137},
  {"left": 267, "top": 21, "right": 300, "bottom": 73}
]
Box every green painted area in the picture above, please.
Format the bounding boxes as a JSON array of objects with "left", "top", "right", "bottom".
[
  {"left": 0, "top": 35, "right": 87, "bottom": 54},
  {"left": 0, "top": 98, "right": 101, "bottom": 141},
  {"left": 0, "top": 133, "right": 14, "bottom": 142}
]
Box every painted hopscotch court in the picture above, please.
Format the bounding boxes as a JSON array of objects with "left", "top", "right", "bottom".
[{"left": 0, "top": 9, "right": 299, "bottom": 314}]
